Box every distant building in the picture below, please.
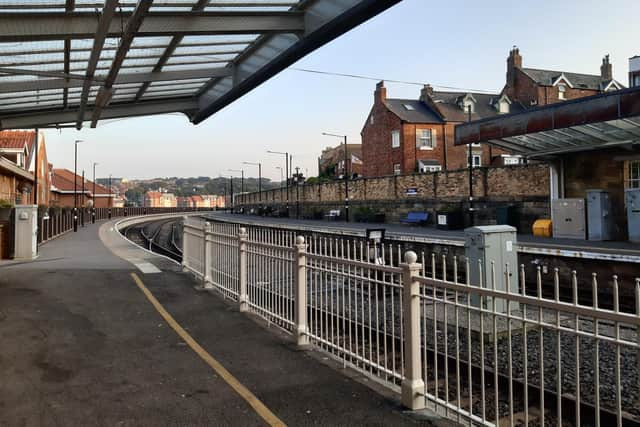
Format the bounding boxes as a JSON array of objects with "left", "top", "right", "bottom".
[
  {"left": 144, "top": 191, "right": 162, "bottom": 207},
  {"left": 630, "top": 55, "right": 640, "bottom": 87},
  {"left": 0, "top": 130, "right": 50, "bottom": 205},
  {"left": 503, "top": 48, "right": 625, "bottom": 107},
  {"left": 319, "top": 144, "right": 363, "bottom": 179},
  {"left": 50, "top": 168, "right": 114, "bottom": 208}
]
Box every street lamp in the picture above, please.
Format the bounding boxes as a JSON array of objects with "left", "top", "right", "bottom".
[
  {"left": 73, "top": 139, "right": 83, "bottom": 232},
  {"left": 92, "top": 162, "right": 98, "bottom": 223},
  {"left": 242, "top": 161, "right": 262, "bottom": 202},
  {"left": 267, "top": 150, "right": 289, "bottom": 214},
  {"left": 275, "top": 166, "right": 284, "bottom": 184},
  {"left": 322, "top": 132, "right": 350, "bottom": 222},
  {"left": 108, "top": 174, "right": 112, "bottom": 219},
  {"left": 228, "top": 169, "right": 244, "bottom": 194}
]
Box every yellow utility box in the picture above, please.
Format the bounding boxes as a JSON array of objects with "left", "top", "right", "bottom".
[{"left": 532, "top": 219, "right": 553, "bottom": 237}]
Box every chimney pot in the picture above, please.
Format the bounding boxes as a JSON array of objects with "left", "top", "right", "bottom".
[{"left": 374, "top": 80, "right": 386, "bottom": 104}]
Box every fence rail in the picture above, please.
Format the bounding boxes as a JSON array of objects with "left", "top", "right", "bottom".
[
  {"left": 36, "top": 206, "right": 214, "bottom": 246},
  {"left": 182, "top": 217, "right": 640, "bottom": 426}
]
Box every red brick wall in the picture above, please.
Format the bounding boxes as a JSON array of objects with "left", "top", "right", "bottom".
[
  {"left": 361, "top": 101, "right": 404, "bottom": 177},
  {"left": 506, "top": 68, "right": 600, "bottom": 107}
]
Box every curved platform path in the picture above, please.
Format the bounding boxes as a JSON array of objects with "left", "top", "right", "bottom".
[{"left": 0, "top": 218, "right": 450, "bottom": 426}]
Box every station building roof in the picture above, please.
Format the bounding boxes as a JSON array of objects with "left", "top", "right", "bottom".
[
  {"left": 454, "top": 86, "right": 640, "bottom": 158},
  {"left": 0, "top": 0, "right": 399, "bottom": 130}
]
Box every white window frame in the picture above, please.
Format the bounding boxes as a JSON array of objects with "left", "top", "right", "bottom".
[
  {"left": 391, "top": 130, "right": 400, "bottom": 148},
  {"left": 418, "top": 129, "right": 433, "bottom": 150},
  {"left": 470, "top": 154, "right": 482, "bottom": 168},
  {"left": 558, "top": 84, "right": 566, "bottom": 100},
  {"left": 629, "top": 160, "right": 640, "bottom": 188},
  {"left": 393, "top": 163, "right": 401, "bottom": 175}
]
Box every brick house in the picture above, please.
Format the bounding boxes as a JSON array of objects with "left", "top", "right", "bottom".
[
  {"left": 503, "top": 47, "right": 625, "bottom": 107},
  {"left": 319, "top": 144, "right": 364, "bottom": 178},
  {"left": 50, "top": 168, "right": 114, "bottom": 208},
  {"left": 361, "top": 48, "right": 627, "bottom": 178},
  {"left": 361, "top": 81, "right": 520, "bottom": 177},
  {"left": 0, "top": 130, "right": 50, "bottom": 205},
  {"left": 631, "top": 55, "right": 640, "bottom": 87}
]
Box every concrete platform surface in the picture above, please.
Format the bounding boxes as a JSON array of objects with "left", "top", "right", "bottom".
[{"left": 0, "top": 219, "right": 451, "bottom": 426}]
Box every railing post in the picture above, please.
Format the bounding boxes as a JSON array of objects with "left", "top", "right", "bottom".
[
  {"left": 203, "top": 222, "right": 213, "bottom": 289},
  {"left": 400, "top": 250, "right": 426, "bottom": 411},
  {"left": 294, "top": 235, "right": 310, "bottom": 347},
  {"left": 238, "top": 227, "right": 249, "bottom": 312},
  {"left": 181, "top": 215, "right": 190, "bottom": 272}
]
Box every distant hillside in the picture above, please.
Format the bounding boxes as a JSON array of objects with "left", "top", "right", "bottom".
[{"left": 123, "top": 176, "right": 281, "bottom": 206}]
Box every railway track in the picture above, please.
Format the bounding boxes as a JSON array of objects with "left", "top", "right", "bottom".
[{"left": 122, "top": 219, "right": 183, "bottom": 263}]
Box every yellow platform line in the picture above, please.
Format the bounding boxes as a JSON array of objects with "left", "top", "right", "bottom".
[{"left": 130, "top": 272, "right": 286, "bottom": 427}]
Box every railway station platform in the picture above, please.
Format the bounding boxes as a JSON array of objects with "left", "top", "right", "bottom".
[{"left": 0, "top": 218, "right": 450, "bottom": 426}]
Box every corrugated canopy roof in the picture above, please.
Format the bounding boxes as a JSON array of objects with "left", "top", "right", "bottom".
[
  {"left": 454, "top": 87, "right": 640, "bottom": 158},
  {"left": 0, "top": 0, "right": 399, "bottom": 130}
]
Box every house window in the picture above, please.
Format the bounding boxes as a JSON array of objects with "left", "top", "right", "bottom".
[
  {"left": 469, "top": 154, "right": 482, "bottom": 168},
  {"left": 498, "top": 100, "right": 510, "bottom": 114},
  {"left": 558, "top": 84, "right": 566, "bottom": 100},
  {"left": 393, "top": 164, "right": 401, "bottom": 175},
  {"left": 628, "top": 160, "right": 640, "bottom": 188},
  {"left": 391, "top": 130, "right": 400, "bottom": 148},
  {"left": 417, "top": 129, "right": 433, "bottom": 149}
]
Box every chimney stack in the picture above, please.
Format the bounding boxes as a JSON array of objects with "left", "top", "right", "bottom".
[
  {"left": 629, "top": 55, "right": 640, "bottom": 87},
  {"left": 506, "top": 46, "right": 522, "bottom": 92},
  {"left": 374, "top": 80, "right": 386, "bottom": 104},
  {"left": 420, "top": 84, "right": 434, "bottom": 101},
  {"left": 601, "top": 54, "right": 613, "bottom": 81}
]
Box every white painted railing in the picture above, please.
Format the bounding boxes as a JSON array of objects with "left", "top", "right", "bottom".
[{"left": 182, "top": 217, "right": 640, "bottom": 427}]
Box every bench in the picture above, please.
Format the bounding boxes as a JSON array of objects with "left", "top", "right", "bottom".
[
  {"left": 325, "top": 209, "right": 341, "bottom": 221},
  {"left": 400, "top": 211, "right": 429, "bottom": 225}
]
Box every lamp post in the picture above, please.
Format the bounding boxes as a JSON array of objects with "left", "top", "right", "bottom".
[
  {"left": 108, "top": 174, "right": 112, "bottom": 219},
  {"left": 295, "top": 166, "right": 300, "bottom": 219},
  {"left": 467, "top": 105, "right": 474, "bottom": 226},
  {"left": 92, "top": 162, "right": 98, "bottom": 223},
  {"left": 228, "top": 169, "right": 244, "bottom": 194},
  {"left": 81, "top": 169, "right": 85, "bottom": 227},
  {"left": 242, "top": 161, "right": 262, "bottom": 202},
  {"left": 267, "top": 150, "right": 289, "bottom": 215},
  {"left": 73, "top": 139, "right": 83, "bottom": 232},
  {"left": 275, "top": 166, "right": 284, "bottom": 184},
  {"left": 322, "top": 132, "right": 349, "bottom": 222}
]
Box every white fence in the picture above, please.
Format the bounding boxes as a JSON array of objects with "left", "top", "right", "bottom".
[{"left": 182, "top": 217, "right": 640, "bottom": 426}]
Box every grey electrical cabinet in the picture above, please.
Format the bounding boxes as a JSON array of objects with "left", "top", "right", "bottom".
[
  {"left": 586, "top": 189, "right": 613, "bottom": 241},
  {"left": 551, "top": 198, "right": 586, "bottom": 240},
  {"left": 626, "top": 188, "right": 640, "bottom": 242},
  {"left": 465, "top": 225, "right": 519, "bottom": 314}
]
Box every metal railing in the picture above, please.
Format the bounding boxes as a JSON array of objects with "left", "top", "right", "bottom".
[
  {"left": 182, "top": 218, "right": 640, "bottom": 426},
  {"left": 36, "top": 207, "right": 215, "bottom": 246}
]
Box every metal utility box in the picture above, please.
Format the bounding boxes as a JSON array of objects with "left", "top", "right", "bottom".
[
  {"left": 586, "top": 189, "right": 613, "bottom": 241},
  {"left": 13, "top": 205, "right": 37, "bottom": 260},
  {"left": 465, "top": 225, "right": 519, "bottom": 314},
  {"left": 626, "top": 188, "right": 640, "bottom": 242},
  {"left": 551, "top": 198, "right": 586, "bottom": 240}
]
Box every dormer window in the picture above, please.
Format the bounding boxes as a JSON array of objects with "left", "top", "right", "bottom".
[
  {"left": 558, "top": 84, "right": 566, "bottom": 100},
  {"left": 458, "top": 93, "right": 477, "bottom": 113},
  {"left": 494, "top": 94, "right": 511, "bottom": 114}
]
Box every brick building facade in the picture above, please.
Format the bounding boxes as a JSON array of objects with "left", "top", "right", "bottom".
[
  {"left": 319, "top": 144, "right": 363, "bottom": 178},
  {"left": 503, "top": 48, "right": 624, "bottom": 107},
  {"left": 361, "top": 82, "right": 518, "bottom": 177},
  {"left": 361, "top": 48, "right": 627, "bottom": 178}
]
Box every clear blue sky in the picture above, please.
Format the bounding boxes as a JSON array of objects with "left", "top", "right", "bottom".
[{"left": 42, "top": 0, "right": 640, "bottom": 182}]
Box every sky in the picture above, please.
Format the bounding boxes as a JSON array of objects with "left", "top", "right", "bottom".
[{"left": 41, "top": 0, "right": 640, "bottom": 182}]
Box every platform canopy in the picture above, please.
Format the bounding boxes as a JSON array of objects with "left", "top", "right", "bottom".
[
  {"left": 0, "top": 0, "right": 399, "bottom": 130},
  {"left": 454, "top": 86, "right": 640, "bottom": 158}
]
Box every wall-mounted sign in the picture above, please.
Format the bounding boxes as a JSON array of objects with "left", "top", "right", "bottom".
[{"left": 406, "top": 188, "right": 418, "bottom": 196}]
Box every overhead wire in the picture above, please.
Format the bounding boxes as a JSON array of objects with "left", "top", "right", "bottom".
[{"left": 289, "top": 67, "right": 497, "bottom": 94}]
